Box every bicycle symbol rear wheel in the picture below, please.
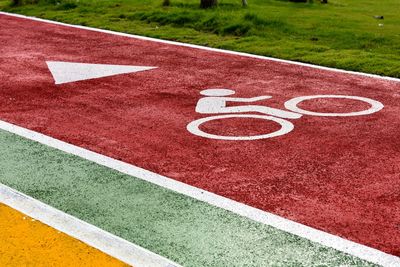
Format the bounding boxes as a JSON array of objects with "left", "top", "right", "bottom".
[{"left": 187, "top": 114, "right": 294, "bottom": 141}]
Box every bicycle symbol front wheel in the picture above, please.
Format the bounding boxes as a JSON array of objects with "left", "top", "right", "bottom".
[
  {"left": 187, "top": 114, "right": 294, "bottom": 141},
  {"left": 284, "top": 95, "right": 384, "bottom": 117}
]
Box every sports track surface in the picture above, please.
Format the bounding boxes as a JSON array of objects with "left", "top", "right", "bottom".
[{"left": 0, "top": 12, "right": 399, "bottom": 267}]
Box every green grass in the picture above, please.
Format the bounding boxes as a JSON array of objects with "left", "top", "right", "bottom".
[{"left": 1, "top": 0, "right": 399, "bottom": 77}]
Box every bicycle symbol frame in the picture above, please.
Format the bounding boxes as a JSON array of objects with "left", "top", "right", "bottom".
[{"left": 187, "top": 90, "right": 384, "bottom": 141}]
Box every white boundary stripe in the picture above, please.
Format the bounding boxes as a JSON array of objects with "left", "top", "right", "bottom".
[
  {"left": 0, "top": 11, "right": 399, "bottom": 83},
  {"left": 0, "top": 183, "right": 180, "bottom": 267},
  {"left": 0, "top": 120, "right": 399, "bottom": 266}
]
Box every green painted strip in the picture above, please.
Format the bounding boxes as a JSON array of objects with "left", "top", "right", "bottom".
[{"left": 0, "top": 130, "right": 375, "bottom": 267}]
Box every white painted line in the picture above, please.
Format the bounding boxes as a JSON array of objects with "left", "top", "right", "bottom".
[
  {"left": 0, "top": 119, "right": 399, "bottom": 266},
  {"left": 0, "top": 11, "right": 399, "bottom": 83},
  {"left": 0, "top": 183, "right": 180, "bottom": 267}
]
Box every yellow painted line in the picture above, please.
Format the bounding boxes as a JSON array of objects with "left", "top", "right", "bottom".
[{"left": 0, "top": 203, "right": 130, "bottom": 267}]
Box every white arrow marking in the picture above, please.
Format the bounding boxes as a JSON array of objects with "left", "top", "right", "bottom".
[{"left": 46, "top": 61, "right": 157, "bottom": 85}]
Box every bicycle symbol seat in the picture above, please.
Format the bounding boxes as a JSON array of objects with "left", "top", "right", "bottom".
[{"left": 187, "top": 88, "right": 384, "bottom": 141}]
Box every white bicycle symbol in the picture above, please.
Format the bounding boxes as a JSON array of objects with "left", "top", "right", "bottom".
[{"left": 187, "top": 89, "right": 384, "bottom": 141}]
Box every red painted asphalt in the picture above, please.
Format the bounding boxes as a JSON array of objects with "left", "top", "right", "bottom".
[{"left": 1, "top": 14, "right": 399, "bottom": 255}]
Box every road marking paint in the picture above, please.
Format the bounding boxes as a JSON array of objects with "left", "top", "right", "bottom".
[
  {"left": 0, "top": 183, "right": 180, "bottom": 267},
  {"left": 284, "top": 95, "right": 384, "bottom": 117},
  {"left": 0, "top": 11, "right": 399, "bottom": 83},
  {"left": 0, "top": 203, "right": 129, "bottom": 267},
  {"left": 0, "top": 119, "right": 398, "bottom": 266},
  {"left": 187, "top": 114, "right": 295, "bottom": 140},
  {"left": 187, "top": 90, "right": 383, "bottom": 140},
  {"left": 46, "top": 61, "right": 157, "bottom": 84}
]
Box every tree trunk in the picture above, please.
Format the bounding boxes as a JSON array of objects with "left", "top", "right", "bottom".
[
  {"left": 200, "top": 0, "right": 218, "bottom": 9},
  {"left": 242, "top": 0, "right": 248, "bottom": 7},
  {"left": 11, "top": 0, "right": 22, "bottom": 6}
]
